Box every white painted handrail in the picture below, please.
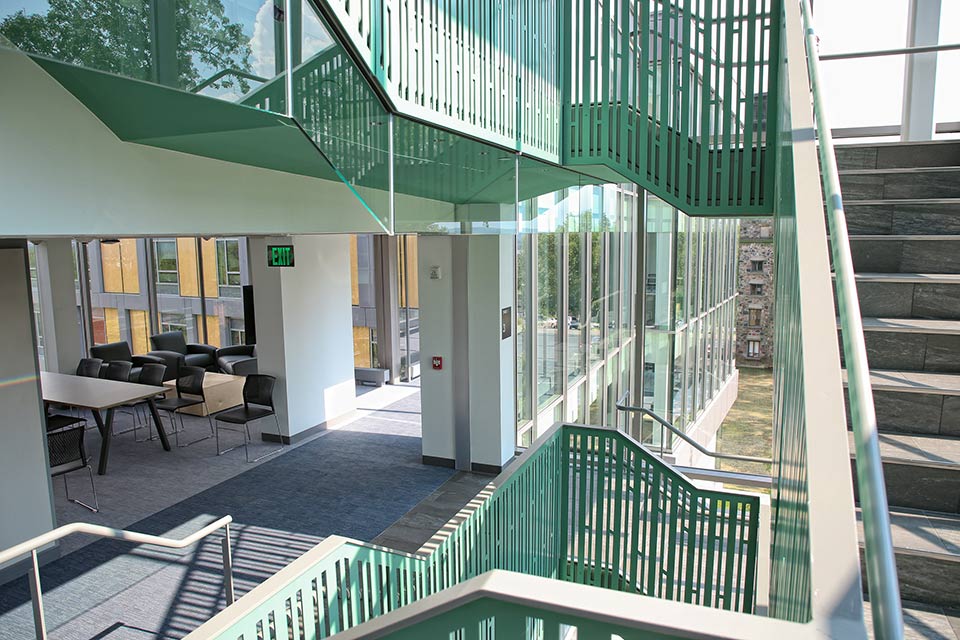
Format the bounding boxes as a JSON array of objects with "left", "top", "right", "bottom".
[{"left": 0, "top": 517, "right": 234, "bottom": 640}]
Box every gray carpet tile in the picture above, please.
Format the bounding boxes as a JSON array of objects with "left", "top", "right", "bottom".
[{"left": 0, "top": 388, "right": 449, "bottom": 640}]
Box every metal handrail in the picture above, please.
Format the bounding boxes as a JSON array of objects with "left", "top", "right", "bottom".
[
  {"left": 189, "top": 69, "right": 269, "bottom": 93},
  {"left": 820, "top": 42, "right": 960, "bottom": 61},
  {"left": 799, "top": 1, "right": 904, "bottom": 638},
  {"left": 0, "top": 517, "right": 235, "bottom": 640},
  {"left": 616, "top": 404, "right": 773, "bottom": 465}
]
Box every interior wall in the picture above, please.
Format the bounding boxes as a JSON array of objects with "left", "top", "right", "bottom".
[
  {"left": 0, "top": 244, "right": 58, "bottom": 571},
  {"left": 418, "top": 235, "right": 516, "bottom": 471},
  {"left": 467, "top": 235, "right": 516, "bottom": 469},
  {"left": 0, "top": 49, "right": 453, "bottom": 238},
  {"left": 249, "top": 235, "right": 356, "bottom": 440},
  {"left": 417, "top": 236, "right": 456, "bottom": 462},
  {"left": 35, "top": 239, "right": 84, "bottom": 374}
]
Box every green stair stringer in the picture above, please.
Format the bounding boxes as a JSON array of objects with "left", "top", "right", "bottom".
[{"left": 186, "top": 424, "right": 761, "bottom": 639}]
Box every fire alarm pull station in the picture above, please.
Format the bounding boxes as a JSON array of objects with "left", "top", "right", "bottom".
[{"left": 432, "top": 356, "right": 443, "bottom": 370}]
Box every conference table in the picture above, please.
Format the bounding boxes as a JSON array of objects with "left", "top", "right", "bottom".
[{"left": 41, "top": 372, "right": 171, "bottom": 475}]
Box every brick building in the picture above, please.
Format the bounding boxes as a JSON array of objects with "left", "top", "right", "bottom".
[{"left": 736, "top": 219, "right": 775, "bottom": 367}]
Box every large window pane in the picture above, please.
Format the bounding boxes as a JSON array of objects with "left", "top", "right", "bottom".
[
  {"left": 604, "top": 186, "right": 620, "bottom": 353},
  {"left": 537, "top": 231, "right": 562, "bottom": 408},
  {"left": 567, "top": 229, "right": 586, "bottom": 381},
  {"left": 153, "top": 238, "right": 204, "bottom": 344},
  {"left": 517, "top": 232, "right": 534, "bottom": 432},
  {"left": 203, "top": 237, "right": 248, "bottom": 349}
]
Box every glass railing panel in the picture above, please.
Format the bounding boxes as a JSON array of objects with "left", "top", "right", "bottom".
[
  {"left": 285, "top": 0, "right": 393, "bottom": 232},
  {"left": 0, "top": 0, "right": 288, "bottom": 113},
  {"left": 392, "top": 116, "right": 517, "bottom": 234}
]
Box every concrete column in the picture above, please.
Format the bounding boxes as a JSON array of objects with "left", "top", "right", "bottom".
[
  {"left": 0, "top": 242, "right": 58, "bottom": 580},
  {"left": 901, "top": 0, "right": 942, "bottom": 141},
  {"left": 373, "top": 235, "right": 402, "bottom": 382},
  {"left": 248, "top": 235, "right": 357, "bottom": 443},
  {"left": 35, "top": 239, "right": 84, "bottom": 373},
  {"left": 419, "top": 234, "right": 517, "bottom": 473}
]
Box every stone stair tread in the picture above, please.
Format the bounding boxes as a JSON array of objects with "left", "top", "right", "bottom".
[
  {"left": 847, "top": 430, "right": 960, "bottom": 468},
  {"left": 847, "top": 272, "right": 960, "bottom": 284},
  {"left": 841, "top": 197, "right": 960, "bottom": 206},
  {"left": 843, "top": 369, "right": 960, "bottom": 396},
  {"left": 840, "top": 166, "right": 960, "bottom": 175},
  {"left": 847, "top": 235, "right": 960, "bottom": 241},
  {"left": 855, "top": 317, "right": 960, "bottom": 335},
  {"left": 856, "top": 506, "right": 960, "bottom": 558},
  {"left": 864, "top": 599, "right": 960, "bottom": 640}
]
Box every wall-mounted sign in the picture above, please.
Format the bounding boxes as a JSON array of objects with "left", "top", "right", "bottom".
[
  {"left": 501, "top": 307, "right": 512, "bottom": 340},
  {"left": 267, "top": 244, "right": 295, "bottom": 267},
  {"left": 432, "top": 356, "right": 443, "bottom": 370}
]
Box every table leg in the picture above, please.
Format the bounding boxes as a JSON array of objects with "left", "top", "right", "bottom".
[
  {"left": 94, "top": 408, "right": 115, "bottom": 476},
  {"left": 146, "top": 399, "right": 172, "bottom": 452}
]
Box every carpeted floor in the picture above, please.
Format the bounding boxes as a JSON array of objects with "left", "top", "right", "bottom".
[{"left": 0, "top": 385, "right": 456, "bottom": 639}]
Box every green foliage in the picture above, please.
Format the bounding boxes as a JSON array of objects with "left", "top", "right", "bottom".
[{"left": 0, "top": 0, "right": 253, "bottom": 91}]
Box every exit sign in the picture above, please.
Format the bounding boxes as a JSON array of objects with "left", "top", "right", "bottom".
[{"left": 267, "top": 245, "right": 295, "bottom": 267}]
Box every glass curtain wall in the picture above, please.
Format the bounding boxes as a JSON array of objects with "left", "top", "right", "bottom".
[
  {"left": 61, "top": 237, "right": 251, "bottom": 366},
  {"left": 516, "top": 182, "right": 640, "bottom": 445},
  {"left": 640, "top": 195, "right": 739, "bottom": 450},
  {"left": 349, "top": 235, "right": 378, "bottom": 369},
  {"left": 398, "top": 236, "right": 420, "bottom": 381}
]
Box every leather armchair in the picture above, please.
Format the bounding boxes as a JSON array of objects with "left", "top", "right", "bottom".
[
  {"left": 216, "top": 344, "right": 258, "bottom": 376},
  {"left": 89, "top": 341, "right": 164, "bottom": 382},
  {"left": 149, "top": 331, "right": 219, "bottom": 377}
]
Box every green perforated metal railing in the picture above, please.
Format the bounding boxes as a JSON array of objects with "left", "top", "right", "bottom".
[
  {"left": 316, "top": 0, "right": 777, "bottom": 216},
  {"left": 186, "top": 424, "right": 760, "bottom": 639}
]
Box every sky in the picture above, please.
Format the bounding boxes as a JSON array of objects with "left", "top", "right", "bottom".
[{"left": 814, "top": 0, "right": 959, "bottom": 137}]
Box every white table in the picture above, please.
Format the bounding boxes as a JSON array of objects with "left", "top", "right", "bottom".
[{"left": 41, "top": 372, "right": 171, "bottom": 475}]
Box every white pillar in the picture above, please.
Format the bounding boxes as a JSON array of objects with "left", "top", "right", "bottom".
[
  {"left": 901, "top": 0, "right": 942, "bottom": 141},
  {"left": 35, "top": 239, "right": 84, "bottom": 373},
  {"left": 0, "top": 242, "right": 58, "bottom": 578},
  {"left": 248, "top": 235, "right": 357, "bottom": 442},
  {"left": 419, "top": 234, "right": 517, "bottom": 472}
]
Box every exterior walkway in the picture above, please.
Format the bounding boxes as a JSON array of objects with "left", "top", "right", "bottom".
[{"left": 0, "top": 382, "right": 488, "bottom": 639}]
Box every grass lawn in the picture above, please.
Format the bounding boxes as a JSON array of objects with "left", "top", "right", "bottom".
[{"left": 717, "top": 367, "right": 774, "bottom": 479}]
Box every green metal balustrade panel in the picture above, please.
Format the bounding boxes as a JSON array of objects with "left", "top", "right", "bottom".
[
  {"left": 189, "top": 424, "right": 761, "bottom": 639},
  {"left": 320, "top": 0, "right": 778, "bottom": 216},
  {"left": 563, "top": 0, "right": 778, "bottom": 215},
  {"left": 372, "top": 597, "right": 684, "bottom": 640},
  {"left": 322, "top": 0, "right": 562, "bottom": 163}
]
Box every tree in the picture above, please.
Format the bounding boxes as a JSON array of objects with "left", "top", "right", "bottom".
[{"left": 1, "top": 0, "right": 253, "bottom": 92}]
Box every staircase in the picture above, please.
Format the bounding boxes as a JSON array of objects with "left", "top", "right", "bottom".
[{"left": 835, "top": 139, "right": 960, "bottom": 624}]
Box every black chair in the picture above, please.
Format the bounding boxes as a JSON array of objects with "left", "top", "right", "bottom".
[
  {"left": 76, "top": 358, "right": 103, "bottom": 378},
  {"left": 89, "top": 341, "right": 163, "bottom": 382},
  {"left": 154, "top": 366, "right": 214, "bottom": 447},
  {"left": 101, "top": 360, "right": 133, "bottom": 382},
  {"left": 126, "top": 363, "right": 168, "bottom": 442},
  {"left": 47, "top": 425, "right": 99, "bottom": 512},
  {"left": 44, "top": 403, "right": 86, "bottom": 432},
  {"left": 216, "top": 345, "right": 257, "bottom": 375},
  {"left": 149, "top": 332, "right": 218, "bottom": 379},
  {"left": 214, "top": 374, "right": 283, "bottom": 463}
]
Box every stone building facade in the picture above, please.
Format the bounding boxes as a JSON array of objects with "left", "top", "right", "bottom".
[{"left": 736, "top": 219, "right": 775, "bottom": 368}]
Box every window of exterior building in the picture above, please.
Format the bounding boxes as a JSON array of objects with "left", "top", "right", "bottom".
[
  {"left": 748, "top": 308, "right": 762, "bottom": 327},
  {"left": 100, "top": 239, "right": 140, "bottom": 294},
  {"left": 153, "top": 239, "right": 179, "bottom": 295},
  {"left": 750, "top": 282, "right": 764, "bottom": 295},
  {"left": 160, "top": 312, "right": 188, "bottom": 337},
  {"left": 750, "top": 259, "right": 764, "bottom": 272},
  {"left": 747, "top": 339, "right": 761, "bottom": 358},
  {"left": 216, "top": 238, "right": 242, "bottom": 298}
]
